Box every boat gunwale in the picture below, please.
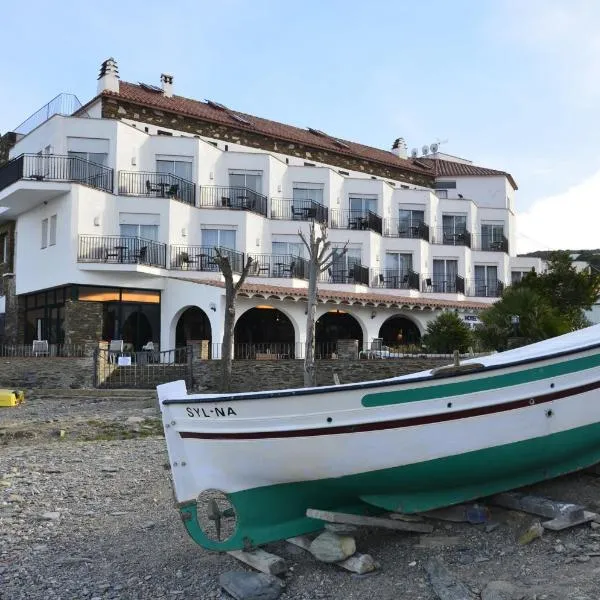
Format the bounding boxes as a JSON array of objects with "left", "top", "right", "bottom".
[{"left": 162, "top": 339, "right": 600, "bottom": 405}]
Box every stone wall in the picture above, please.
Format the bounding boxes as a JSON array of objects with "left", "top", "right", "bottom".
[
  {"left": 101, "top": 99, "right": 434, "bottom": 188},
  {"left": 63, "top": 300, "right": 103, "bottom": 345},
  {"left": 192, "top": 357, "right": 450, "bottom": 393},
  {"left": 2, "top": 274, "right": 23, "bottom": 345},
  {"left": 0, "top": 355, "right": 94, "bottom": 389},
  {"left": 0, "top": 132, "right": 17, "bottom": 166}
]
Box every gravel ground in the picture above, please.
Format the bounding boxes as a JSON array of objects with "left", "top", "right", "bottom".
[{"left": 2, "top": 393, "right": 600, "bottom": 599}]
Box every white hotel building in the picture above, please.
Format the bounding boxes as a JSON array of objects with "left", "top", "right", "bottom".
[{"left": 0, "top": 59, "right": 541, "bottom": 357}]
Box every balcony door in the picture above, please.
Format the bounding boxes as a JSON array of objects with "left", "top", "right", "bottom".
[
  {"left": 202, "top": 228, "right": 236, "bottom": 250},
  {"left": 433, "top": 259, "right": 458, "bottom": 292},
  {"left": 229, "top": 170, "right": 262, "bottom": 193},
  {"left": 293, "top": 183, "right": 324, "bottom": 205},
  {"left": 119, "top": 224, "right": 158, "bottom": 241},
  {"left": 442, "top": 214, "right": 466, "bottom": 236},
  {"left": 398, "top": 209, "right": 424, "bottom": 235},
  {"left": 481, "top": 223, "right": 504, "bottom": 250},
  {"left": 474, "top": 265, "right": 498, "bottom": 297},
  {"left": 349, "top": 195, "right": 377, "bottom": 215},
  {"left": 156, "top": 158, "right": 192, "bottom": 181}
]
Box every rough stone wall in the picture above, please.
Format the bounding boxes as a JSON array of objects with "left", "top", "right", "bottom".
[
  {"left": 2, "top": 275, "right": 22, "bottom": 345},
  {"left": 0, "top": 221, "right": 15, "bottom": 275},
  {"left": 0, "top": 356, "right": 93, "bottom": 389},
  {"left": 63, "top": 300, "right": 103, "bottom": 345},
  {"left": 0, "top": 132, "right": 17, "bottom": 166},
  {"left": 192, "top": 357, "right": 450, "bottom": 393},
  {"left": 101, "top": 99, "right": 434, "bottom": 188}
]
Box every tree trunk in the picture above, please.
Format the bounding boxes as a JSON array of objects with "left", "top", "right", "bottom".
[
  {"left": 221, "top": 286, "right": 236, "bottom": 392},
  {"left": 304, "top": 255, "right": 319, "bottom": 387}
]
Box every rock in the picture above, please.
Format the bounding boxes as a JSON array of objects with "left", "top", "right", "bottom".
[
  {"left": 590, "top": 521, "right": 600, "bottom": 530},
  {"left": 576, "top": 555, "right": 591, "bottom": 563},
  {"left": 324, "top": 523, "right": 358, "bottom": 535},
  {"left": 485, "top": 522, "right": 500, "bottom": 533},
  {"left": 40, "top": 511, "right": 60, "bottom": 521},
  {"left": 554, "top": 544, "right": 565, "bottom": 553},
  {"left": 416, "top": 535, "right": 461, "bottom": 549},
  {"left": 481, "top": 580, "right": 519, "bottom": 600},
  {"left": 337, "top": 553, "right": 377, "bottom": 574},
  {"left": 309, "top": 531, "right": 356, "bottom": 563},
  {"left": 518, "top": 521, "right": 544, "bottom": 545},
  {"left": 219, "top": 571, "right": 283, "bottom": 600},
  {"left": 126, "top": 416, "right": 145, "bottom": 424}
]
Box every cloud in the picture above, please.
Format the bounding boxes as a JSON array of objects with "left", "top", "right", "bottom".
[{"left": 516, "top": 168, "right": 600, "bottom": 253}]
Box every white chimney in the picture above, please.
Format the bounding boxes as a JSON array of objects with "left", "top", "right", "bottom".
[
  {"left": 97, "top": 58, "right": 120, "bottom": 94},
  {"left": 161, "top": 73, "right": 174, "bottom": 98},
  {"left": 391, "top": 137, "right": 408, "bottom": 159}
]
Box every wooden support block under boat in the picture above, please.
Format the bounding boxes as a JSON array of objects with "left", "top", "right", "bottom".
[
  {"left": 489, "top": 492, "right": 585, "bottom": 520},
  {"left": 542, "top": 511, "right": 598, "bottom": 531},
  {"left": 226, "top": 548, "right": 287, "bottom": 576},
  {"left": 306, "top": 508, "right": 433, "bottom": 533}
]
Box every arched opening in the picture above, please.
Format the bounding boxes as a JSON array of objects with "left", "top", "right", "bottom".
[
  {"left": 175, "top": 307, "right": 212, "bottom": 356},
  {"left": 234, "top": 307, "right": 295, "bottom": 358},
  {"left": 122, "top": 310, "right": 153, "bottom": 351},
  {"left": 315, "top": 310, "right": 363, "bottom": 358},
  {"left": 378, "top": 315, "right": 421, "bottom": 348}
]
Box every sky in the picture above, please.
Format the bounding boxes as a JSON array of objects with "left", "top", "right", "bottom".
[{"left": 1, "top": 0, "right": 599, "bottom": 254}]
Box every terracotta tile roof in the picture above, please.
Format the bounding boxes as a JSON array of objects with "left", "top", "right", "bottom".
[
  {"left": 420, "top": 157, "right": 518, "bottom": 190},
  {"left": 99, "top": 82, "right": 436, "bottom": 178},
  {"left": 170, "top": 277, "right": 489, "bottom": 310}
]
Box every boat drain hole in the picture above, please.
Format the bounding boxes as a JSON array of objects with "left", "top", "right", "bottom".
[
  {"left": 196, "top": 489, "right": 237, "bottom": 542},
  {"left": 327, "top": 417, "right": 333, "bottom": 423},
  {"left": 546, "top": 409, "right": 554, "bottom": 418},
  {"left": 447, "top": 402, "right": 452, "bottom": 408}
]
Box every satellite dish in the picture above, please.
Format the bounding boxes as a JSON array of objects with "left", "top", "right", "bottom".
[
  {"left": 430, "top": 142, "right": 439, "bottom": 153},
  {"left": 411, "top": 148, "right": 418, "bottom": 158},
  {"left": 422, "top": 145, "right": 429, "bottom": 156}
]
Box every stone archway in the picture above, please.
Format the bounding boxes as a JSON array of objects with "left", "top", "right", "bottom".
[
  {"left": 378, "top": 315, "right": 421, "bottom": 348},
  {"left": 234, "top": 307, "right": 295, "bottom": 358},
  {"left": 175, "top": 307, "right": 212, "bottom": 357},
  {"left": 315, "top": 310, "right": 363, "bottom": 358}
]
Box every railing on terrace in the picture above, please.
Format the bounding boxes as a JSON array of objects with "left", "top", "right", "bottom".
[
  {"left": 0, "top": 343, "right": 88, "bottom": 357},
  {"left": 170, "top": 245, "right": 244, "bottom": 273},
  {"left": 464, "top": 279, "right": 504, "bottom": 298},
  {"left": 421, "top": 274, "right": 466, "bottom": 294},
  {"left": 118, "top": 171, "right": 195, "bottom": 205},
  {"left": 383, "top": 219, "right": 430, "bottom": 242},
  {"left": 330, "top": 209, "right": 383, "bottom": 235},
  {"left": 78, "top": 235, "right": 167, "bottom": 268},
  {"left": 248, "top": 254, "right": 309, "bottom": 279},
  {"left": 0, "top": 154, "right": 114, "bottom": 194},
  {"left": 431, "top": 227, "right": 472, "bottom": 248},
  {"left": 470, "top": 233, "right": 509, "bottom": 253},
  {"left": 13, "top": 93, "right": 85, "bottom": 136},
  {"left": 199, "top": 185, "right": 268, "bottom": 217},
  {"left": 320, "top": 263, "right": 370, "bottom": 285},
  {"left": 270, "top": 198, "right": 329, "bottom": 223},
  {"left": 371, "top": 269, "right": 420, "bottom": 291}
]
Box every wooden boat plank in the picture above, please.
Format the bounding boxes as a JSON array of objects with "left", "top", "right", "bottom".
[
  {"left": 542, "top": 511, "right": 597, "bottom": 531},
  {"left": 227, "top": 549, "right": 287, "bottom": 576},
  {"left": 489, "top": 492, "right": 585, "bottom": 520},
  {"left": 306, "top": 508, "right": 433, "bottom": 533}
]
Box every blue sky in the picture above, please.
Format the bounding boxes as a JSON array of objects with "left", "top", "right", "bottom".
[{"left": 2, "top": 0, "right": 599, "bottom": 253}]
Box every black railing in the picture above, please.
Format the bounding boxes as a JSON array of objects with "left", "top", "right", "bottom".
[
  {"left": 78, "top": 235, "right": 167, "bottom": 268},
  {"left": 422, "top": 274, "right": 465, "bottom": 294},
  {"left": 431, "top": 227, "right": 472, "bottom": 248},
  {"left": 248, "top": 254, "right": 309, "bottom": 279},
  {"left": 471, "top": 233, "right": 509, "bottom": 253},
  {"left": 118, "top": 171, "right": 195, "bottom": 205},
  {"left": 465, "top": 279, "right": 504, "bottom": 297},
  {"left": 383, "top": 219, "right": 430, "bottom": 242},
  {"left": 372, "top": 269, "right": 420, "bottom": 290},
  {"left": 0, "top": 154, "right": 114, "bottom": 194},
  {"left": 170, "top": 245, "right": 244, "bottom": 273},
  {"left": 330, "top": 209, "right": 383, "bottom": 235},
  {"left": 270, "top": 198, "right": 329, "bottom": 223},
  {"left": 199, "top": 186, "right": 268, "bottom": 217},
  {"left": 321, "top": 262, "right": 370, "bottom": 285}
]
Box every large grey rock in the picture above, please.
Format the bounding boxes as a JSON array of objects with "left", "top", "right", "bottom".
[
  {"left": 481, "top": 581, "right": 520, "bottom": 600},
  {"left": 309, "top": 531, "right": 356, "bottom": 563},
  {"left": 219, "top": 571, "right": 283, "bottom": 600}
]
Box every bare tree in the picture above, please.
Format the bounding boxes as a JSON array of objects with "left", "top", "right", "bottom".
[
  {"left": 299, "top": 221, "right": 347, "bottom": 387},
  {"left": 213, "top": 249, "right": 254, "bottom": 392}
]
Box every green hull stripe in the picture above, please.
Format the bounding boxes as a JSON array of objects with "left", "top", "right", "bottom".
[
  {"left": 179, "top": 421, "right": 600, "bottom": 551},
  {"left": 362, "top": 352, "right": 600, "bottom": 408}
]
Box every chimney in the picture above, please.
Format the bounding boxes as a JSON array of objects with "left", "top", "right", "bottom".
[
  {"left": 391, "top": 137, "right": 408, "bottom": 159},
  {"left": 161, "top": 73, "right": 174, "bottom": 98},
  {"left": 97, "top": 58, "right": 120, "bottom": 94}
]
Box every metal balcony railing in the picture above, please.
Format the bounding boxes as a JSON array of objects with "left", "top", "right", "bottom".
[
  {"left": 13, "top": 93, "right": 85, "bottom": 135},
  {"left": 372, "top": 269, "right": 420, "bottom": 291},
  {"left": 421, "top": 274, "right": 466, "bottom": 294},
  {"left": 248, "top": 254, "right": 309, "bottom": 279},
  {"left": 78, "top": 235, "right": 167, "bottom": 267},
  {"left": 383, "top": 219, "right": 430, "bottom": 242},
  {"left": 118, "top": 171, "right": 195, "bottom": 205},
  {"left": 170, "top": 245, "right": 244, "bottom": 273},
  {"left": 199, "top": 185, "right": 268, "bottom": 217},
  {"left": 330, "top": 209, "right": 383, "bottom": 235},
  {"left": 431, "top": 227, "right": 472, "bottom": 248},
  {"left": 471, "top": 234, "right": 509, "bottom": 253},
  {"left": 464, "top": 279, "right": 504, "bottom": 298},
  {"left": 321, "top": 262, "right": 370, "bottom": 285},
  {"left": 270, "top": 198, "right": 329, "bottom": 223},
  {"left": 0, "top": 154, "right": 114, "bottom": 194}
]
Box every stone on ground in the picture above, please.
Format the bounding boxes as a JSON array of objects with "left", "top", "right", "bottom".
[
  {"left": 324, "top": 523, "right": 359, "bottom": 535},
  {"left": 518, "top": 521, "right": 544, "bottom": 545},
  {"left": 481, "top": 580, "right": 520, "bottom": 600},
  {"left": 309, "top": 531, "right": 356, "bottom": 563},
  {"left": 219, "top": 571, "right": 283, "bottom": 600}
]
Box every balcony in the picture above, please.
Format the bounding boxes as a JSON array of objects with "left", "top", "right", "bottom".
[
  {"left": 78, "top": 235, "right": 167, "bottom": 268},
  {"left": 270, "top": 198, "right": 328, "bottom": 223},
  {"left": 199, "top": 186, "right": 268, "bottom": 217},
  {"left": 0, "top": 154, "right": 114, "bottom": 194},
  {"left": 431, "top": 228, "right": 472, "bottom": 248},
  {"left": 321, "top": 263, "right": 370, "bottom": 285},
  {"left": 248, "top": 254, "right": 309, "bottom": 279},
  {"left": 372, "top": 269, "right": 420, "bottom": 291},
  {"left": 471, "top": 234, "right": 509, "bottom": 253},
  {"left": 464, "top": 279, "right": 504, "bottom": 298},
  {"left": 383, "top": 220, "right": 430, "bottom": 242},
  {"left": 422, "top": 274, "right": 466, "bottom": 294},
  {"left": 170, "top": 245, "right": 244, "bottom": 273},
  {"left": 118, "top": 171, "right": 195, "bottom": 205},
  {"left": 330, "top": 209, "right": 383, "bottom": 235}
]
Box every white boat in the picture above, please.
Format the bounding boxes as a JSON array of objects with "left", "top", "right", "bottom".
[{"left": 158, "top": 325, "right": 600, "bottom": 551}]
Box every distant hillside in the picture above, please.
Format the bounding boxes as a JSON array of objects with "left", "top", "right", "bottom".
[{"left": 519, "top": 249, "right": 600, "bottom": 269}]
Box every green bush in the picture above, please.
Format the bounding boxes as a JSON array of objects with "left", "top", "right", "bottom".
[{"left": 422, "top": 312, "right": 472, "bottom": 354}]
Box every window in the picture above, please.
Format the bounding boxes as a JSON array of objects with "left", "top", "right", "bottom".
[
  {"left": 481, "top": 223, "right": 504, "bottom": 250},
  {"left": 0, "top": 234, "right": 8, "bottom": 263},
  {"left": 436, "top": 190, "right": 448, "bottom": 199},
  {"left": 68, "top": 151, "right": 108, "bottom": 184},
  {"left": 120, "top": 224, "right": 158, "bottom": 240},
  {"left": 272, "top": 238, "right": 304, "bottom": 257},
  {"left": 474, "top": 265, "right": 498, "bottom": 297},
  {"left": 156, "top": 158, "right": 192, "bottom": 181},
  {"left": 434, "top": 181, "right": 457, "bottom": 189},
  {"left": 331, "top": 245, "right": 361, "bottom": 275},
  {"left": 349, "top": 195, "right": 377, "bottom": 214},
  {"left": 292, "top": 183, "right": 324, "bottom": 205},
  {"left": 398, "top": 209, "right": 425, "bottom": 236},
  {"left": 202, "top": 229, "right": 236, "bottom": 249},
  {"left": 432, "top": 259, "right": 458, "bottom": 292},
  {"left": 49, "top": 215, "right": 57, "bottom": 246},
  {"left": 385, "top": 253, "right": 413, "bottom": 275},
  {"left": 442, "top": 214, "right": 467, "bottom": 243},
  {"left": 41, "top": 219, "right": 48, "bottom": 249},
  {"left": 229, "top": 170, "right": 262, "bottom": 193}
]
